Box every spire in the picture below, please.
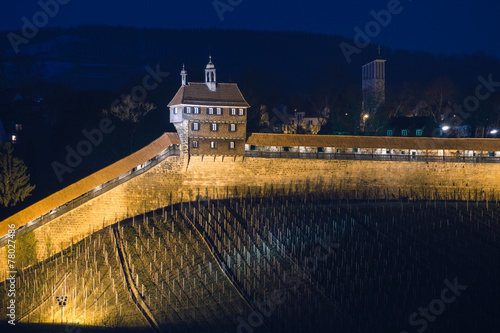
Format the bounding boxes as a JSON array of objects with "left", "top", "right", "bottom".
[
  {"left": 205, "top": 55, "right": 217, "bottom": 91},
  {"left": 181, "top": 64, "right": 188, "bottom": 86}
]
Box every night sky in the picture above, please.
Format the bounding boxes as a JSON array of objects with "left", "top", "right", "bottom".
[{"left": 1, "top": 0, "right": 499, "bottom": 59}]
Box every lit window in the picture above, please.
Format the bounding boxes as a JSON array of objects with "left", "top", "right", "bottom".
[
  {"left": 402, "top": 130, "right": 408, "bottom": 136},
  {"left": 210, "top": 141, "right": 216, "bottom": 149},
  {"left": 229, "top": 124, "right": 237, "bottom": 132},
  {"left": 11, "top": 135, "right": 17, "bottom": 143},
  {"left": 231, "top": 108, "right": 236, "bottom": 116},
  {"left": 15, "top": 124, "right": 22, "bottom": 131},
  {"left": 216, "top": 107, "right": 222, "bottom": 115},
  {"left": 192, "top": 122, "right": 199, "bottom": 131},
  {"left": 416, "top": 129, "right": 422, "bottom": 136},
  {"left": 186, "top": 107, "right": 191, "bottom": 114},
  {"left": 208, "top": 108, "right": 214, "bottom": 115},
  {"left": 211, "top": 123, "right": 218, "bottom": 131},
  {"left": 194, "top": 107, "right": 200, "bottom": 114},
  {"left": 192, "top": 141, "right": 198, "bottom": 148},
  {"left": 229, "top": 141, "right": 235, "bottom": 149},
  {"left": 238, "top": 108, "right": 244, "bottom": 116},
  {"left": 387, "top": 130, "right": 393, "bottom": 136}
]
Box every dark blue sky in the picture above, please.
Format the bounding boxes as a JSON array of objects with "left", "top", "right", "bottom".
[{"left": 2, "top": 0, "right": 499, "bottom": 59}]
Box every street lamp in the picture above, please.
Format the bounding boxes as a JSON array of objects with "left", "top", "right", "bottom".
[
  {"left": 56, "top": 296, "right": 67, "bottom": 324},
  {"left": 490, "top": 129, "right": 498, "bottom": 135},
  {"left": 441, "top": 126, "right": 450, "bottom": 131}
]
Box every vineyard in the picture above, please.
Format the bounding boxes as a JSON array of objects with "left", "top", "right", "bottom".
[{"left": 2, "top": 191, "right": 500, "bottom": 333}]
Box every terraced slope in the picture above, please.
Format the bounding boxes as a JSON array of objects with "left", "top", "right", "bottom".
[{"left": 2, "top": 194, "right": 499, "bottom": 333}]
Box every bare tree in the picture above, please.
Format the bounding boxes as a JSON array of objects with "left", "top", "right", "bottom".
[
  {"left": 420, "top": 77, "right": 456, "bottom": 122},
  {"left": 103, "top": 94, "right": 156, "bottom": 123},
  {"left": 102, "top": 94, "right": 156, "bottom": 152}
]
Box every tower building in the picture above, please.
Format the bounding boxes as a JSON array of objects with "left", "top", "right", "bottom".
[
  {"left": 168, "top": 57, "right": 250, "bottom": 156},
  {"left": 362, "top": 58, "right": 386, "bottom": 115}
]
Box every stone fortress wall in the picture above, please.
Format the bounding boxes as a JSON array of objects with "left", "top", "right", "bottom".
[{"left": 2, "top": 138, "right": 500, "bottom": 281}]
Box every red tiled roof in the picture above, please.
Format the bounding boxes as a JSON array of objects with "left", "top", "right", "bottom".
[
  {"left": 168, "top": 82, "right": 250, "bottom": 107},
  {"left": 0, "top": 133, "right": 180, "bottom": 237},
  {"left": 246, "top": 133, "right": 500, "bottom": 151}
]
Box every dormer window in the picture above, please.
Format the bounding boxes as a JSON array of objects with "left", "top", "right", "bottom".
[
  {"left": 401, "top": 129, "right": 408, "bottom": 136},
  {"left": 387, "top": 130, "right": 393, "bottom": 136},
  {"left": 208, "top": 107, "right": 214, "bottom": 115},
  {"left": 416, "top": 129, "right": 422, "bottom": 136}
]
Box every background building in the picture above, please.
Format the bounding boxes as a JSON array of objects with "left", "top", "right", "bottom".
[
  {"left": 362, "top": 58, "right": 386, "bottom": 131},
  {"left": 282, "top": 111, "right": 323, "bottom": 134}
]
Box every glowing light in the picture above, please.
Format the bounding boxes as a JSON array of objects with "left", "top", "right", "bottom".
[
  {"left": 441, "top": 126, "right": 450, "bottom": 131},
  {"left": 490, "top": 129, "right": 498, "bottom": 134}
]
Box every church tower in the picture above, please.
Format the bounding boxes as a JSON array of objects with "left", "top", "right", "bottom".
[
  {"left": 361, "top": 50, "right": 386, "bottom": 132},
  {"left": 362, "top": 57, "right": 386, "bottom": 115}
]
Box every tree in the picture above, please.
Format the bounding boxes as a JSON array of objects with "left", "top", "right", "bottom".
[
  {"left": 387, "top": 81, "right": 423, "bottom": 117},
  {"left": 310, "top": 95, "right": 331, "bottom": 128},
  {"left": 259, "top": 105, "right": 270, "bottom": 129},
  {"left": 102, "top": 94, "right": 156, "bottom": 123},
  {"left": 0, "top": 143, "right": 35, "bottom": 207},
  {"left": 102, "top": 94, "right": 156, "bottom": 152},
  {"left": 420, "top": 77, "right": 456, "bottom": 122}
]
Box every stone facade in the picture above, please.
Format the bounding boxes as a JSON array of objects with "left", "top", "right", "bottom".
[{"left": 168, "top": 59, "right": 249, "bottom": 156}]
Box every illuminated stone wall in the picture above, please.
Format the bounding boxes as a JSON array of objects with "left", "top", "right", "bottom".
[{"left": 1, "top": 155, "right": 499, "bottom": 281}]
